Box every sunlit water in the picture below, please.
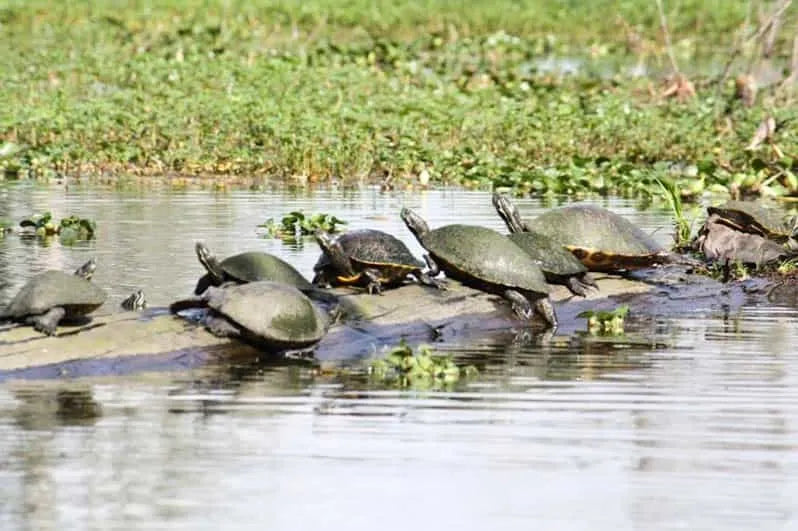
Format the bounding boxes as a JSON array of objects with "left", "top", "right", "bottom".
[{"left": 1, "top": 183, "right": 797, "bottom": 530}]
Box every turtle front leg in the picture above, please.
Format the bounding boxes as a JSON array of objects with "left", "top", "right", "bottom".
[
  {"left": 534, "top": 297, "right": 558, "bottom": 328},
  {"left": 503, "top": 289, "right": 533, "bottom": 319},
  {"left": 203, "top": 314, "right": 241, "bottom": 338},
  {"left": 363, "top": 268, "right": 384, "bottom": 295},
  {"left": 565, "top": 275, "right": 598, "bottom": 297},
  {"left": 28, "top": 307, "right": 67, "bottom": 336},
  {"left": 423, "top": 254, "right": 441, "bottom": 277},
  {"left": 416, "top": 271, "right": 447, "bottom": 290}
]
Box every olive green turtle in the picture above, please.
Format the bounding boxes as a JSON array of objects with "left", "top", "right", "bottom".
[
  {"left": 0, "top": 258, "right": 107, "bottom": 335},
  {"left": 509, "top": 202, "right": 680, "bottom": 272},
  {"left": 313, "top": 229, "right": 444, "bottom": 294},
  {"left": 400, "top": 208, "right": 556, "bottom": 327},
  {"left": 493, "top": 193, "right": 597, "bottom": 296},
  {"left": 170, "top": 281, "right": 328, "bottom": 353},
  {"left": 194, "top": 242, "right": 337, "bottom": 303}
]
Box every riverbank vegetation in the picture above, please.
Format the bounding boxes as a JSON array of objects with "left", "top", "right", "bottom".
[{"left": 1, "top": 0, "right": 796, "bottom": 198}]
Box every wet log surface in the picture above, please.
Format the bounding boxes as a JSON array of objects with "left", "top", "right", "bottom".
[{"left": 0, "top": 269, "right": 776, "bottom": 381}]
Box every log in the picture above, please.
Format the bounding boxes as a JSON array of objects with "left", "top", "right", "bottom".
[{"left": 0, "top": 271, "right": 770, "bottom": 381}]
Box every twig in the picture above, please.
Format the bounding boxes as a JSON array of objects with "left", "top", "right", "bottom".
[{"left": 654, "top": 0, "right": 680, "bottom": 74}]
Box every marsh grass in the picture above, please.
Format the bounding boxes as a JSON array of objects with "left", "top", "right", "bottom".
[{"left": 1, "top": 0, "right": 797, "bottom": 196}]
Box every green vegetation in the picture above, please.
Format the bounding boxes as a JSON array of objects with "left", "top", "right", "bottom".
[
  {"left": 18, "top": 211, "right": 97, "bottom": 243},
  {"left": 258, "top": 211, "right": 347, "bottom": 240},
  {"left": 578, "top": 305, "right": 630, "bottom": 335},
  {"left": 368, "top": 341, "right": 478, "bottom": 389},
  {"left": 1, "top": 0, "right": 797, "bottom": 197}
]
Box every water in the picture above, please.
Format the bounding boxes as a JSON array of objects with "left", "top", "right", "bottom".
[{"left": 1, "top": 183, "right": 797, "bottom": 530}]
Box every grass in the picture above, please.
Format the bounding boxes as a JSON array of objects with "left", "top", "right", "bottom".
[{"left": 1, "top": 0, "right": 797, "bottom": 197}]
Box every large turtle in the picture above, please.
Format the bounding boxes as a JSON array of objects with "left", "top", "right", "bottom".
[
  {"left": 493, "top": 193, "right": 597, "bottom": 296},
  {"left": 707, "top": 200, "right": 798, "bottom": 248},
  {"left": 313, "top": 229, "right": 444, "bottom": 294},
  {"left": 507, "top": 203, "right": 679, "bottom": 272},
  {"left": 170, "top": 281, "right": 328, "bottom": 353},
  {"left": 194, "top": 242, "right": 336, "bottom": 302},
  {"left": 400, "top": 208, "right": 557, "bottom": 327},
  {"left": 0, "top": 259, "right": 107, "bottom": 335}
]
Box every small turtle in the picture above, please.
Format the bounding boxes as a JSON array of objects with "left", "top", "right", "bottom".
[
  {"left": 0, "top": 259, "right": 107, "bottom": 335},
  {"left": 313, "top": 229, "right": 443, "bottom": 294},
  {"left": 121, "top": 290, "right": 147, "bottom": 311},
  {"left": 512, "top": 203, "right": 681, "bottom": 272},
  {"left": 400, "top": 208, "right": 556, "bottom": 327},
  {"left": 194, "top": 242, "right": 337, "bottom": 302},
  {"left": 493, "top": 193, "right": 597, "bottom": 296},
  {"left": 707, "top": 200, "right": 798, "bottom": 247},
  {"left": 170, "top": 281, "right": 328, "bottom": 353}
]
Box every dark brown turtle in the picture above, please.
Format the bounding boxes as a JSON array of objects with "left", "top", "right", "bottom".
[
  {"left": 707, "top": 200, "right": 798, "bottom": 247},
  {"left": 170, "top": 281, "right": 328, "bottom": 353},
  {"left": 0, "top": 259, "right": 107, "bottom": 336},
  {"left": 400, "top": 208, "right": 556, "bottom": 327},
  {"left": 313, "top": 229, "right": 443, "bottom": 294},
  {"left": 509, "top": 203, "right": 680, "bottom": 272},
  {"left": 493, "top": 193, "right": 597, "bottom": 296}
]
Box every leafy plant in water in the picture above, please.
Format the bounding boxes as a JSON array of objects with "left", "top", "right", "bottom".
[
  {"left": 18, "top": 212, "right": 97, "bottom": 243},
  {"left": 368, "top": 340, "right": 478, "bottom": 389},
  {"left": 578, "top": 305, "right": 630, "bottom": 336},
  {"left": 656, "top": 178, "right": 692, "bottom": 250},
  {"left": 259, "top": 211, "right": 347, "bottom": 240}
]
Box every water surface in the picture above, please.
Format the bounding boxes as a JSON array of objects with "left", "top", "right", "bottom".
[{"left": 1, "top": 184, "right": 797, "bottom": 530}]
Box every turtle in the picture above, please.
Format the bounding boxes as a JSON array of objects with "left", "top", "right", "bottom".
[
  {"left": 194, "top": 242, "right": 337, "bottom": 303},
  {"left": 170, "top": 281, "right": 328, "bottom": 353},
  {"left": 695, "top": 213, "right": 791, "bottom": 267},
  {"left": 507, "top": 202, "right": 680, "bottom": 272},
  {"left": 707, "top": 200, "right": 798, "bottom": 248},
  {"left": 312, "top": 229, "right": 444, "bottom": 294},
  {"left": 400, "top": 208, "right": 557, "bottom": 327},
  {"left": 493, "top": 193, "right": 597, "bottom": 296},
  {"left": 0, "top": 259, "right": 107, "bottom": 335},
  {"left": 121, "top": 290, "right": 147, "bottom": 311}
]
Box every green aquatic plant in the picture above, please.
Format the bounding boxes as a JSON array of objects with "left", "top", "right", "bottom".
[
  {"left": 259, "top": 211, "right": 347, "bottom": 240},
  {"left": 18, "top": 212, "right": 97, "bottom": 243},
  {"left": 368, "top": 341, "right": 478, "bottom": 389},
  {"left": 656, "top": 178, "right": 692, "bottom": 250},
  {"left": 578, "top": 305, "right": 630, "bottom": 336}
]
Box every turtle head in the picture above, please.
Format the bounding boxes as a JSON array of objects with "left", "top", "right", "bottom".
[
  {"left": 195, "top": 241, "right": 225, "bottom": 283},
  {"left": 74, "top": 258, "right": 97, "bottom": 280},
  {"left": 492, "top": 193, "right": 526, "bottom": 234},
  {"left": 400, "top": 208, "right": 430, "bottom": 242},
  {"left": 314, "top": 230, "right": 354, "bottom": 276}
]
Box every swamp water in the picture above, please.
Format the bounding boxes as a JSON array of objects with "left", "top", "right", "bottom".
[{"left": 0, "top": 185, "right": 796, "bottom": 530}]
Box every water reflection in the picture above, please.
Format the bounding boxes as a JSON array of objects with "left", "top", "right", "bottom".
[{"left": 1, "top": 184, "right": 798, "bottom": 529}]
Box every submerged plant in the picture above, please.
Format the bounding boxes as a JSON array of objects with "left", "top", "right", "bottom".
[
  {"left": 368, "top": 341, "right": 478, "bottom": 389},
  {"left": 578, "top": 305, "right": 630, "bottom": 336},
  {"left": 259, "top": 211, "right": 347, "bottom": 240}
]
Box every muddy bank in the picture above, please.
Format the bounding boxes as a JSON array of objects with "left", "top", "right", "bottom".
[{"left": 0, "top": 270, "right": 774, "bottom": 381}]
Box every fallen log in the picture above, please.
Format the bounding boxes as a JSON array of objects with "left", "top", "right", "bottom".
[{"left": 0, "top": 270, "right": 771, "bottom": 381}]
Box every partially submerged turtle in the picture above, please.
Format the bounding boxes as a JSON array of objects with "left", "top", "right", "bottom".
[
  {"left": 170, "top": 281, "right": 328, "bottom": 352},
  {"left": 694, "top": 213, "right": 791, "bottom": 267},
  {"left": 0, "top": 259, "right": 107, "bottom": 335},
  {"left": 707, "top": 200, "right": 798, "bottom": 248},
  {"left": 512, "top": 203, "right": 678, "bottom": 272},
  {"left": 493, "top": 193, "right": 597, "bottom": 296},
  {"left": 313, "top": 229, "right": 443, "bottom": 294},
  {"left": 400, "top": 208, "right": 556, "bottom": 327},
  {"left": 194, "top": 242, "right": 336, "bottom": 302}
]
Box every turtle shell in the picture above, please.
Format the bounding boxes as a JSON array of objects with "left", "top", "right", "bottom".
[
  {"left": 523, "top": 204, "right": 668, "bottom": 271},
  {"left": 707, "top": 200, "right": 794, "bottom": 242},
  {"left": 506, "top": 231, "right": 588, "bottom": 277},
  {"left": 204, "top": 281, "right": 326, "bottom": 349},
  {"left": 3, "top": 271, "right": 107, "bottom": 320},
  {"left": 420, "top": 224, "right": 549, "bottom": 297},
  {"left": 313, "top": 229, "right": 424, "bottom": 285},
  {"left": 196, "top": 251, "right": 312, "bottom": 294}
]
